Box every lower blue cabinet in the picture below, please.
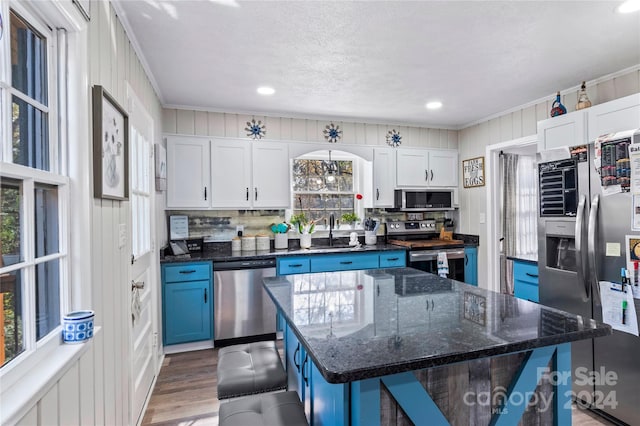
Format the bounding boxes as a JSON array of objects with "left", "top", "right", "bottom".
[
  {"left": 464, "top": 247, "right": 478, "bottom": 286},
  {"left": 277, "top": 250, "right": 407, "bottom": 276},
  {"left": 285, "top": 319, "right": 348, "bottom": 425},
  {"left": 162, "top": 262, "right": 213, "bottom": 345},
  {"left": 513, "top": 260, "right": 539, "bottom": 303}
]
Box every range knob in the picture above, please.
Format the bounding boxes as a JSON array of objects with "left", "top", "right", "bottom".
[{"left": 420, "top": 223, "right": 427, "bottom": 228}]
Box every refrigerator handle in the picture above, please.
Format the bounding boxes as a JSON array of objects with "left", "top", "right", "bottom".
[
  {"left": 588, "top": 195, "right": 600, "bottom": 304},
  {"left": 575, "top": 194, "right": 589, "bottom": 300}
]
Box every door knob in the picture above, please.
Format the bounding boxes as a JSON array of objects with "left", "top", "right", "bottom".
[{"left": 131, "top": 280, "right": 145, "bottom": 290}]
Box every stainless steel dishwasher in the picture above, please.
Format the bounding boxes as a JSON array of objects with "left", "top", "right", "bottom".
[{"left": 213, "top": 258, "right": 277, "bottom": 341}]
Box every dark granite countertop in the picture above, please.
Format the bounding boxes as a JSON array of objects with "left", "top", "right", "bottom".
[
  {"left": 160, "top": 242, "right": 407, "bottom": 263},
  {"left": 507, "top": 254, "right": 539, "bottom": 265},
  {"left": 263, "top": 268, "right": 610, "bottom": 384}
]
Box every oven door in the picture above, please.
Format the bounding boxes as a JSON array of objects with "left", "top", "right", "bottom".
[{"left": 409, "top": 248, "right": 465, "bottom": 281}]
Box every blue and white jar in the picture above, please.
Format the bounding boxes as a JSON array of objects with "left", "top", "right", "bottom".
[{"left": 62, "top": 310, "right": 95, "bottom": 344}]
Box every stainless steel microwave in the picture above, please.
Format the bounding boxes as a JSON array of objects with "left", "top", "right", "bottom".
[{"left": 394, "top": 189, "right": 455, "bottom": 211}]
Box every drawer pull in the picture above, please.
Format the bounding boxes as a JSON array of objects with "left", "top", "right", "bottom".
[
  {"left": 204, "top": 288, "right": 207, "bottom": 303},
  {"left": 179, "top": 270, "right": 197, "bottom": 274},
  {"left": 386, "top": 257, "right": 399, "bottom": 261},
  {"left": 339, "top": 261, "right": 353, "bottom": 265},
  {"left": 290, "top": 264, "right": 303, "bottom": 268},
  {"left": 294, "top": 344, "right": 300, "bottom": 371},
  {"left": 525, "top": 272, "right": 539, "bottom": 278}
]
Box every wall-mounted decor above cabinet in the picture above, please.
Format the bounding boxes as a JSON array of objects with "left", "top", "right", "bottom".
[{"left": 396, "top": 148, "right": 458, "bottom": 188}]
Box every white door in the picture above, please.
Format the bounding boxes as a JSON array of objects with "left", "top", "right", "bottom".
[
  {"left": 373, "top": 147, "right": 395, "bottom": 207},
  {"left": 128, "top": 86, "right": 157, "bottom": 425},
  {"left": 396, "top": 149, "right": 429, "bottom": 187},
  {"left": 252, "top": 142, "right": 290, "bottom": 208},
  {"left": 211, "top": 138, "right": 251, "bottom": 208},
  {"left": 428, "top": 150, "right": 458, "bottom": 187},
  {"left": 166, "top": 136, "right": 210, "bottom": 208}
]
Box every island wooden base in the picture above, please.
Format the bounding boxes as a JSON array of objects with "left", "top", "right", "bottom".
[{"left": 351, "top": 344, "right": 571, "bottom": 426}]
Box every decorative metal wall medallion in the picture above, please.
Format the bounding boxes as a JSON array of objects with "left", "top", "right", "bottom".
[
  {"left": 323, "top": 123, "right": 342, "bottom": 143},
  {"left": 386, "top": 129, "right": 402, "bottom": 147},
  {"left": 245, "top": 119, "right": 266, "bottom": 139}
]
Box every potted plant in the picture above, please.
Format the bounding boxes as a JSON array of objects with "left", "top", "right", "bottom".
[
  {"left": 289, "top": 213, "right": 319, "bottom": 249},
  {"left": 341, "top": 212, "right": 361, "bottom": 229},
  {"left": 270, "top": 222, "right": 291, "bottom": 250}
]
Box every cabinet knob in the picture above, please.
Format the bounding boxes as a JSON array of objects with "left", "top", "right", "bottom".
[
  {"left": 255, "top": 187, "right": 258, "bottom": 201},
  {"left": 204, "top": 187, "right": 207, "bottom": 201},
  {"left": 430, "top": 170, "right": 434, "bottom": 181},
  {"left": 246, "top": 187, "right": 249, "bottom": 201},
  {"left": 425, "top": 170, "right": 428, "bottom": 181},
  {"left": 376, "top": 188, "right": 380, "bottom": 200}
]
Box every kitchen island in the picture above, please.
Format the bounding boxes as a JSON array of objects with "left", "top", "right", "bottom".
[{"left": 263, "top": 268, "right": 610, "bottom": 425}]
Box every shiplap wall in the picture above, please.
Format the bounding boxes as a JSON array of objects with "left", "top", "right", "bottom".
[
  {"left": 162, "top": 108, "right": 459, "bottom": 149},
  {"left": 458, "top": 68, "right": 640, "bottom": 289},
  {"left": 16, "top": 1, "right": 163, "bottom": 425}
]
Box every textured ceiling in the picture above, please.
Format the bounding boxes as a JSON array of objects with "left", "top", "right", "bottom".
[{"left": 116, "top": 0, "right": 640, "bottom": 128}]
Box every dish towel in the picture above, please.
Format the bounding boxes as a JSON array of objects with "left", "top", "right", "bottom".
[{"left": 437, "top": 252, "right": 449, "bottom": 278}]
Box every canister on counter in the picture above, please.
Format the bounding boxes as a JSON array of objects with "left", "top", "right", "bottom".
[
  {"left": 241, "top": 236, "right": 256, "bottom": 251},
  {"left": 256, "top": 235, "right": 270, "bottom": 251},
  {"left": 231, "top": 237, "right": 241, "bottom": 251}
]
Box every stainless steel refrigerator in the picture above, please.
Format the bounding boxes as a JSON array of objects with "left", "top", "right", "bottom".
[{"left": 538, "top": 131, "right": 640, "bottom": 425}]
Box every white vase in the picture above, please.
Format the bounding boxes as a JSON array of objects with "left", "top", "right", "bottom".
[
  {"left": 274, "top": 233, "right": 288, "bottom": 250},
  {"left": 300, "top": 233, "right": 312, "bottom": 249}
]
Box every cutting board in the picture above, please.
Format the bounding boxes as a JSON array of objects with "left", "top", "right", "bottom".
[{"left": 388, "top": 239, "right": 464, "bottom": 249}]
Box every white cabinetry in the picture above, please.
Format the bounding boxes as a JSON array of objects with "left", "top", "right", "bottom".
[
  {"left": 166, "top": 135, "right": 210, "bottom": 209},
  {"left": 252, "top": 142, "right": 291, "bottom": 208},
  {"left": 396, "top": 148, "right": 458, "bottom": 188},
  {"left": 588, "top": 93, "right": 640, "bottom": 141},
  {"left": 373, "top": 148, "right": 395, "bottom": 207},
  {"left": 537, "top": 110, "right": 586, "bottom": 152},
  {"left": 210, "top": 138, "right": 290, "bottom": 209}
]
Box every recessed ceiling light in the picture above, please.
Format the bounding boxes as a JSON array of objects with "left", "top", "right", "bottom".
[
  {"left": 257, "top": 87, "right": 275, "bottom": 95},
  {"left": 618, "top": 0, "right": 640, "bottom": 13},
  {"left": 426, "top": 101, "right": 443, "bottom": 110}
]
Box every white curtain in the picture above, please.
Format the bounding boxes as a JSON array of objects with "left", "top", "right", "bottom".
[{"left": 500, "top": 154, "right": 538, "bottom": 295}]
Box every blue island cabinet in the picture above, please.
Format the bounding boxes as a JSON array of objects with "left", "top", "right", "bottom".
[
  {"left": 161, "top": 262, "right": 213, "bottom": 345},
  {"left": 513, "top": 260, "right": 539, "bottom": 303},
  {"left": 464, "top": 246, "right": 478, "bottom": 286},
  {"left": 284, "top": 321, "right": 348, "bottom": 425}
]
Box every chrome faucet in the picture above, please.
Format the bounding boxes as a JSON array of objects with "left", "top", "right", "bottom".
[{"left": 329, "top": 213, "right": 335, "bottom": 246}]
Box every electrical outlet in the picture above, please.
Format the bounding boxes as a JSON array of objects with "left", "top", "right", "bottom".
[{"left": 236, "top": 225, "right": 244, "bottom": 234}]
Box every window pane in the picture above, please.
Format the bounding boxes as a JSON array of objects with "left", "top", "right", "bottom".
[
  {"left": 1, "top": 179, "right": 23, "bottom": 266},
  {"left": 34, "top": 184, "right": 59, "bottom": 257},
  {"left": 12, "top": 96, "right": 49, "bottom": 170},
  {"left": 1, "top": 269, "right": 24, "bottom": 366},
  {"left": 35, "top": 259, "right": 60, "bottom": 340},
  {"left": 11, "top": 11, "right": 48, "bottom": 105}
]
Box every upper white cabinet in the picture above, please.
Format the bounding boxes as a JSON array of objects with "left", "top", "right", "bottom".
[
  {"left": 588, "top": 93, "right": 640, "bottom": 141},
  {"left": 166, "top": 135, "right": 211, "bottom": 209},
  {"left": 373, "top": 148, "right": 395, "bottom": 207},
  {"left": 210, "top": 138, "right": 290, "bottom": 209},
  {"left": 537, "top": 110, "right": 586, "bottom": 152},
  {"left": 396, "top": 148, "right": 458, "bottom": 188},
  {"left": 251, "top": 142, "right": 291, "bottom": 208}
]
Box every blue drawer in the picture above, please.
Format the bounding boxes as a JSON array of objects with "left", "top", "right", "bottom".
[
  {"left": 513, "top": 261, "right": 539, "bottom": 285},
  {"left": 379, "top": 251, "right": 406, "bottom": 268},
  {"left": 310, "top": 253, "right": 379, "bottom": 272},
  {"left": 278, "top": 257, "right": 311, "bottom": 275},
  {"left": 164, "top": 262, "right": 211, "bottom": 282},
  {"left": 514, "top": 280, "right": 539, "bottom": 303}
]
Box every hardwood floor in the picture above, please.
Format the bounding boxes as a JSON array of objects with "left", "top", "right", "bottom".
[{"left": 142, "top": 347, "right": 616, "bottom": 426}]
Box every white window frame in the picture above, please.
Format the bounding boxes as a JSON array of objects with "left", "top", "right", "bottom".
[
  {"left": 290, "top": 151, "right": 365, "bottom": 229},
  {"left": 0, "top": 0, "right": 70, "bottom": 389}
]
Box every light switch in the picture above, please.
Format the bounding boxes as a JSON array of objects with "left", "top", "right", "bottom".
[
  {"left": 119, "top": 223, "right": 127, "bottom": 248},
  {"left": 479, "top": 213, "right": 486, "bottom": 224}
]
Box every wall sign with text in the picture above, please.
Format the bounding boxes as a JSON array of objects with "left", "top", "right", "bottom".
[{"left": 463, "top": 156, "right": 485, "bottom": 188}]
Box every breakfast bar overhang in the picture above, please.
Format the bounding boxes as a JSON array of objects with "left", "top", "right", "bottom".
[{"left": 264, "top": 268, "right": 611, "bottom": 426}]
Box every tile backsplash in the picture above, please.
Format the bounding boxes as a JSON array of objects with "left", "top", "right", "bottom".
[{"left": 167, "top": 209, "right": 457, "bottom": 241}]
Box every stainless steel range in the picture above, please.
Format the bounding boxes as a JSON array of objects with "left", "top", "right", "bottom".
[{"left": 386, "top": 219, "right": 466, "bottom": 281}]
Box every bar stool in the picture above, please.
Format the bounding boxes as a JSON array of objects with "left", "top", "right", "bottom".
[
  {"left": 218, "top": 391, "right": 308, "bottom": 426},
  {"left": 216, "top": 340, "right": 287, "bottom": 399}
]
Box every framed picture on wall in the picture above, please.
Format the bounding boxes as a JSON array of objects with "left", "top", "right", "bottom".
[
  {"left": 463, "top": 156, "right": 485, "bottom": 188},
  {"left": 92, "top": 85, "right": 129, "bottom": 200}
]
